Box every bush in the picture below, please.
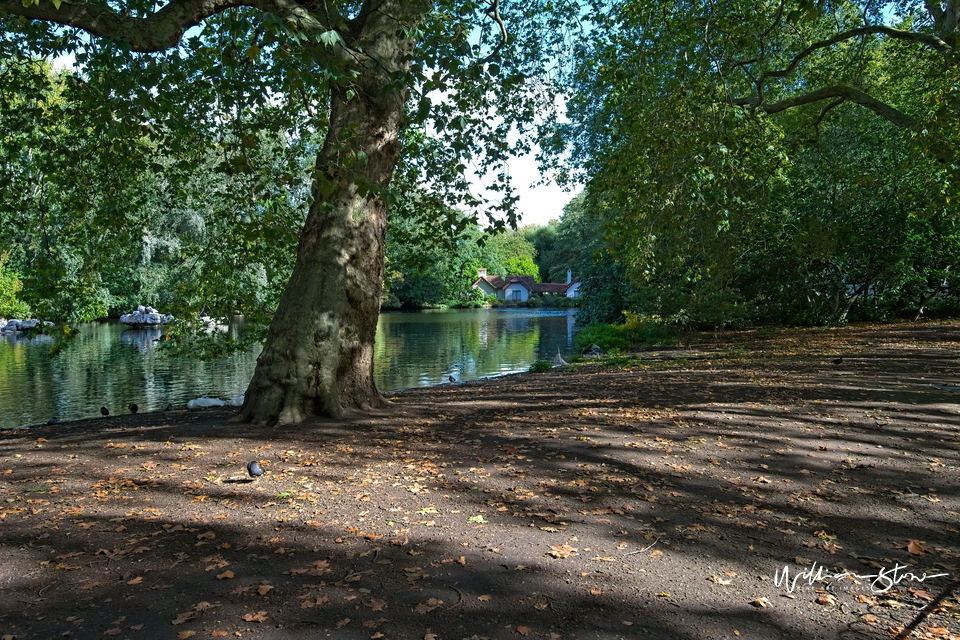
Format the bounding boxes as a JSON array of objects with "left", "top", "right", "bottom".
[
  {"left": 574, "top": 323, "right": 630, "bottom": 352},
  {"left": 574, "top": 313, "right": 678, "bottom": 353},
  {"left": 622, "top": 312, "right": 677, "bottom": 346},
  {"left": 0, "top": 264, "right": 31, "bottom": 318},
  {"left": 550, "top": 295, "right": 580, "bottom": 308},
  {"left": 528, "top": 360, "right": 552, "bottom": 373}
]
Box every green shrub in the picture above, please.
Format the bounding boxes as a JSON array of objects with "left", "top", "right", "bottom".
[
  {"left": 528, "top": 360, "right": 552, "bottom": 373},
  {"left": 574, "top": 323, "right": 630, "bottom": 352},
  {"left": 623, "top": 312, "right": 678, "bottom": 346},
  {"left": 551, "top": 295, "right": 580, "bottom": 308},
  {"left": 0, "top": 264, "right": 31, "bottom": 318},
  {"left": 574, "top": 313, "right": 678, "bottom": 353}
]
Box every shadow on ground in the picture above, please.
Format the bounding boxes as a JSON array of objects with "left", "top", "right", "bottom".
[{"left": 1, "top": 323, "right": 959, "bottom": 640}]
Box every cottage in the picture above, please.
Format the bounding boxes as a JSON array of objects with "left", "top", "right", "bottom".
[{"left": 472, "top": 268, "right": 580, "bottom": 301}]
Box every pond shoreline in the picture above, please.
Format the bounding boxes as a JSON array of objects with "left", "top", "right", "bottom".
[{"left": 1, "top": 322, "right": 957, "bottom": 640}]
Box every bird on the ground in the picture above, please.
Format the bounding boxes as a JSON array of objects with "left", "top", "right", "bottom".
[
  {"left": 47, "top": 417, "right": 59, "bottom": 425},
  {"left": 448, "top": 375, "right": 457, "bottom": 383},
  {"left": 129, "top": 403, "right": 138, "bottom": 414},
  {"left": 247, "top": 461, "right": 264, "bottom": 478},
  {"left": 100, "top": 406, "right": 109, "bottom": 417},
  {"left": 832, "top": 357, "right": 843, "bottom": 365}
]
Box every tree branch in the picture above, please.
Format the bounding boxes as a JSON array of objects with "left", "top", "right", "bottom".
[
  {"left": 754, "top": 25, "right": 952, "bottom": 97},
  {"left": 734, "top": 84, "right": 921, "bottom": 130},
  {"left": 0, "top": 0, "right": 331, "bottom": 52}
]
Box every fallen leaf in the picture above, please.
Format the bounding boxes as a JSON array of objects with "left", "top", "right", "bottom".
[
  {"left": 547, "top": 545, "right": 578, "bottom": 559},
  {"left": 535, "top": 603, "right": 548, "bottom": 611},
  {"left": 126, "top": 576, "right": 142, "bottom": 585},
  {"left": 257, "top": 585, "right": 273, "bottom": 596},
  {"left": 908, "top": 588, "right": 933, "bottom": 601},
  {"left": 708, "top": 575, "right": 732, "bottom": 585},
  {"left": 751, "top": 597, "right": 770, "bottom": 608},
  {"left": 336, "top": 618, "right": 350, "bottom": 628},
  {"left": 103, "top": 630, "right": 121, "bottom": 637},
  {"left": 217, "top": 571, "right": 234, "bottom": 580},
  {"left": 861, "top": 614, "right": 879, "bottom": 625},
  {"left": 816, "top": 594, "right": 837, "bottom": 606},
  {"left": 478, "top": 595, "right": 492, "bottom": 602},
  {"left": 171, "top": 612, "right": 196, "bottom": 625},
  {"left": 242, "top": 611, "right": 268, "bottom": 622},
  {"left": 79, "top": 582, "right": 100, "bottom": 590},
  {"left": 197, "top": 531, "right": 216, "bottom": 540},
  {"left": 517, "top": 627, "right": 532, "bottom": 636},
  {"left": 368, "top": 598, "right": 387, "bottom": 611},
  {"left": 899, "top": 539, "right": 931, "bottom": 555},
  {"left": 177, "top": 633, "right": 196, "bottom": 639},
  {"left": 590, "top": 588, "right": 603, "bottom": 596},
  {"left": 414, "top": 598, "right": 443, "bottom": 614}
]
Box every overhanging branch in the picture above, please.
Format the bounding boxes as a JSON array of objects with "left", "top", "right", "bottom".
[
  {"left": 0, "top": 0, "right": 331, "bottom": 52},
  {"left": 734, "top": 85, "right": 921, "bottom": 129},
  {"left": 746, "top": 24, "right": 952, "bottom": 104}
]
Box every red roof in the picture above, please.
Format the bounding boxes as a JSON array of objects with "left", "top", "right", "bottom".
[{"left": 473, "top": 273, "right": 576, "bottom": 294}]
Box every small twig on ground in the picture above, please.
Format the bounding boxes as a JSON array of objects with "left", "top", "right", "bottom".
[
  {"left": 445, "top": 582, "right": 464, "bottom": 606},
  {"left": 623, "top": 537, "right": 660, "bottom": 556}
]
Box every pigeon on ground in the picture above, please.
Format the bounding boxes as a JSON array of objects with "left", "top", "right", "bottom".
[
  {"left": 832, "top": 357, "right": 843, "bottom": 365},
  {"left": 448, "top": 375, "right": 456, "bottom": 383},
  {"left": 100, "top": 406, "right": 109, "bottom": 417},
  {"left": 247, "top": 461, "right": 264, "bottom": 478},
  {"left": 129, "top": 403, "right": 138, "bottom": 414}
]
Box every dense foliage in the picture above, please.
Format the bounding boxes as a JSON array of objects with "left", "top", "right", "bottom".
[
  {"left": 544, "top": 0, "right": 960, "bottom": 334},
  {"left": 4, "top": 0, "right": 960, "bottom": 362}
]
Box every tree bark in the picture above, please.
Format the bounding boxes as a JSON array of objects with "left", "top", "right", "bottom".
[{"left": 236, "top": 1, "right": 421, "bottom": 424}]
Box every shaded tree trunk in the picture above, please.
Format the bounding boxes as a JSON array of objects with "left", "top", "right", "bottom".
[{"left": 236, "top": 2, "right": 418, "bottom": 424}]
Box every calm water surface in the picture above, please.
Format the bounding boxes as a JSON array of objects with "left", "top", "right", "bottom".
[{"left": 0, "top": 308, "right": 577, "bottom": 427}]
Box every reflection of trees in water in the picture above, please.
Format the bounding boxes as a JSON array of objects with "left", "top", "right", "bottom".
[
  {"left": 0, "top": 321, "right": 259, "bottom": 426},
  {"left": 374, "top": 310, "right": 576, "bottom": 390},
  {"left": 2, "top": 313, "right": 577, "bottom": 426}
]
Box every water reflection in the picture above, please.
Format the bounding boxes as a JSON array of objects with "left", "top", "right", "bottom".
[
  {"left": 375, "top": 308, "right": 577, "bottom": 390},
  {"left": 0, "top": 309, "right": 577, "bottom": 427},
  {"left": 120, "top": 327, "right": 163, "bottom": 352}
]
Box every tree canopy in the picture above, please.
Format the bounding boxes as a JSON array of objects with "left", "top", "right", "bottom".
[
  {"left": 0, "top": 0, "right": 578, "bottom": 423},
  {"left": 542, "top": 0, "right": 960, "bottom": 332}
]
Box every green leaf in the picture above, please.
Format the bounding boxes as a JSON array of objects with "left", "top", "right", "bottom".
[{"left": 51, "top": 0, "right": 61, "bottom": 9}]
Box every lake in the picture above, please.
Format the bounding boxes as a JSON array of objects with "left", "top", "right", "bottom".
[{"left": 0, "top": 308, "right": 577, "bottom": 427}]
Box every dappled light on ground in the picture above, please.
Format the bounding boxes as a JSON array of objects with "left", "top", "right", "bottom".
[{"left": 1, "top": 323, "right": 958, "bottom": 639}]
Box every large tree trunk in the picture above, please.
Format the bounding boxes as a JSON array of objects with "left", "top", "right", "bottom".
[{"left": 236, "top": 2, "right": 419, "bottom": 425}]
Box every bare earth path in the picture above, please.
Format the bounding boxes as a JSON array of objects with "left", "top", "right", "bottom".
[{"left": 1, "top": 322, "right": 958, "bottom": 640}]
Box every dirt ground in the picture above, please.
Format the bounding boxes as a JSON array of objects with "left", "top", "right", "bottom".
[{"left": 1, "top": 322, "right": 959, "bottom": 640}]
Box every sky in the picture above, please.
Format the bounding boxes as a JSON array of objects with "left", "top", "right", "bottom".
[{"left": 504, "top": 150, "right": 580, "bottom": 228}]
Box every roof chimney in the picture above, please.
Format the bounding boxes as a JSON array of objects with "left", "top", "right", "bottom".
[
  {"left": 479, "top": 268, "right": 488, "bottom": 278},
  {"left": 567, "top": 269, "right": 572, "bottom": 284}
]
